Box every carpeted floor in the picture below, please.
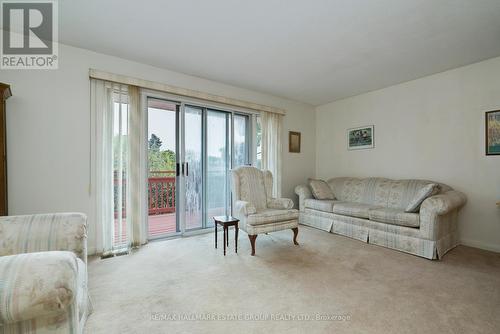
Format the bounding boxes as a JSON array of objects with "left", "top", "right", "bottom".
[{"left": 85, "top": 226, "right": 500, "bottom": 334}]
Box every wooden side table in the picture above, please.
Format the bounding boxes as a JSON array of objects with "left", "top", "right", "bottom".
[{"left": 213, "top": 216, "right": 239, "bottom": 256}]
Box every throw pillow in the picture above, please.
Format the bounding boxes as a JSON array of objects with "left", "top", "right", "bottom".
[
  {"left": 308, "top": 179, "right": 335, "bottom": 200},
  {"left": 405, "top": 183, "right": 441, "bottom": 213}
]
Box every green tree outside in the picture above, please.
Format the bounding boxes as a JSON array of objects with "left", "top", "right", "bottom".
[{"left": 148, "top": 134, "right": 176, "bottom": 174}]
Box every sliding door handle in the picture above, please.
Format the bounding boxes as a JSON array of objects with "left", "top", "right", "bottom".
[
  {"left": 185, "top": 162, "right": 189, "bottom": 176},
  {"left": 176, "top": 163, "right": 180, "bottom": 176}
]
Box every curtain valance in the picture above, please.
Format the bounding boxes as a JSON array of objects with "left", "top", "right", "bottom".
[{"left": 89, "top": 69, "right": 286, "bottom": 115}]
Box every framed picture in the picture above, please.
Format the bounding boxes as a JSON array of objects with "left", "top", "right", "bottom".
[
  {"left": 289, "top": 131, "right": 301, "bottom": 153},
  {"left": 348, "top": 125, "right": 374, "bottom": 150},
  {"left": 486, "top": 110, "right": 500, "bottom": 155}
]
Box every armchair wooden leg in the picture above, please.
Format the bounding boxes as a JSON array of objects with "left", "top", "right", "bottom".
[
  {"left": 292, "top": 227, "right": 299, "bottom": 245},
  {"left": 248, "top": 234, "right": 257, "bottom": 256}
]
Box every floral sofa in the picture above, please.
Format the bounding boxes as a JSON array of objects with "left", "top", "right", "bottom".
[
  {"left": 295, "top": 177, "right": 467, "bottom": 259},
  {"left": 0, "top": 213, "right": 92, "bottom": 333}
]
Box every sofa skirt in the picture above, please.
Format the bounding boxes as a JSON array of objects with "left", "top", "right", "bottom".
[
  {"left": 299, "top": 211, "right": 459, "bottom": 260},
  {"left": 299, "top": 211, "right": 332, "bottom": 232}
]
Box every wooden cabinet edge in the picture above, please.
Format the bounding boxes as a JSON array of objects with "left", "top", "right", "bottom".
[
  {"left": 0, "top": 83, "right": 9, "bottom": 216},
  {"left": 0, "top": 83, "right": 11, "bottom": 100}
]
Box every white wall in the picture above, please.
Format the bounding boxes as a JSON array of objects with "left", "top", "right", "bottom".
[
  {"left": 0, "top": 44, "right": 316, "bottom": 254},
  {"left": 316, "top": 56, "right": 500, "bottom": 252}
]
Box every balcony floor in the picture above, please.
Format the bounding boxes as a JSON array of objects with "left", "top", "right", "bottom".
[{"left": 114, "top": 208, "right": 226, "bottom": 242}]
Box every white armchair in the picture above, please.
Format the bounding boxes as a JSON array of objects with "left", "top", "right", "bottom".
[
  {"left": 0, "top": 213, "right": 92, "bottom": 334},
  {"left": 231, "top": 166, "right": 299, "bottom": 255}
]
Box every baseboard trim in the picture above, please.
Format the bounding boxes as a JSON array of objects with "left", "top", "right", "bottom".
[
  {"left": 87, "top": 246, "right": 97, "bottom": 256},
  {"left": 88, "top": 238, "right": 499, "bottom": 255},
  {"left": 460, "top": 239, "right": 500, "bottom": 253}
]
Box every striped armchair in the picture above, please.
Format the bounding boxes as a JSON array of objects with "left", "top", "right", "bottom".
[
  {"left": 231, "top": 166, "right": 299, "bottom": 255},
  {"left": 0, "top": 213, "right": 92, "bottom": 334}
]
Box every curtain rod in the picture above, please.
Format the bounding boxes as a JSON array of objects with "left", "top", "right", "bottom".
[{"left": 89, "top": 69, "right": 286, "bottom": 115}]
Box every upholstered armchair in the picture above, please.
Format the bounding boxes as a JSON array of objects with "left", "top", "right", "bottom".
[
  {"left": 0, "top": 213, "right": 92, "bottom": 334},
  {"left": 231, "top": 166, "right": 299, "bottom": 255}
]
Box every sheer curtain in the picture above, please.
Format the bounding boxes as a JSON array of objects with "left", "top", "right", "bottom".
[
  {"left": 91, "top": 79, "right": 138, "bottom": 256},
  {"left": 260, "top": 111, "right": 283, "bottom": 197},
  {"left": 127, "top": 85, "right": 147, "bottom": 247}
]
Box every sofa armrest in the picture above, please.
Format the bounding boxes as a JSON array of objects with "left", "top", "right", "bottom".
[
  {"left": 267, "top": 198, "right": 294, "bottom": 210},
  {"left": 0, "top": 213, "right": 88, "bottom": 263},
  {"left": 234, "top": 200, "right": 257, "bottom": 217},
  {"left": 0, "top": 251, "right": 78, "bottom": 324},
  {"left": 418, "top": 190, "right": 467, "bottom": 241},
  {"left": 294, "top": 184, "right": 313, "bottom": 211},
  {"left": 420, "top": 191, "right": 467, "bottom": 215}
]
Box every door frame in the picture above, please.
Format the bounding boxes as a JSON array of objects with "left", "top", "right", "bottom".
[
  {"left": 140, "top": 89, "right": 256, "bottom": 240},
  {"left": 142, "top": 92, "right": 182, "bottom": 240}
]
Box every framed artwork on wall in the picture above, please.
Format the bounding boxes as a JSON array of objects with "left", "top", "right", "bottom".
[
  {"left": 485, "top": 110, "right": 500, "bottom": 155},
  {"left": 289, "top": 131, "right": 301, "bottom": 153},
  {"left": 347, "top": 125, "right": 374, "bottom": 150}
]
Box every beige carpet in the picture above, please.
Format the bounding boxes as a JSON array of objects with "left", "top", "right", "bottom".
[{"left": 85, "top": 226, "right": 500, "bottom": 334}]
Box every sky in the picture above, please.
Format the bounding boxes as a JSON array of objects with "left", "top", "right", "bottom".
[{"left": 147, "top": 106, "right": 246, "bottom": 158}]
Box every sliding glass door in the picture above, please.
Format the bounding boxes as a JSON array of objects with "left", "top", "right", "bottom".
[
  {"left": 184, "top": 106, "right": 204, "bottom": 230},
  {"left": 206, "top": 110, "right": 231, "bottom": 227},
  {"left": 145, "top": 95, "right": 252, "bottom": 238},
  {"left": 147, "top": 98, "right": 179, "bottom": 239},
  {"left": 233, "top": 113, "right": 250, "bottom": 167}
]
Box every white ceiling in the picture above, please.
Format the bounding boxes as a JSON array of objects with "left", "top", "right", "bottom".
[{"left": 60, "top": 0, "right": 500, "bottom": 106}]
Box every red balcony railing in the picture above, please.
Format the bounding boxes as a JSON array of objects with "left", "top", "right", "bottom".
[
  {"left": 148, "top": 172, "right": 176, "bottom": 215},
  {"left": 114, "top": 170, "right": 176, "bottom": 217}
]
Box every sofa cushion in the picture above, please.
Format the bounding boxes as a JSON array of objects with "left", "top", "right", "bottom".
[
  {"left": 304, "top": 199, "right": 336, "bottom": 212},
  {"left": 327, "top": 177, "right": 451, "bottom": 210},
  {"left": 369, "top": 208, "right": 420, "bottom": 228},
  {"left": 405, "top": 183, "right": 441, "bottom": 213},
  {"left": 332, "top": 202, "right": 379, "bottom": 219},
  {"left": 246, "top": 209, "right": 299, "bottom": 226},
  {"left": 308, "top": 179, "right": 335, "bottom": 200}
]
